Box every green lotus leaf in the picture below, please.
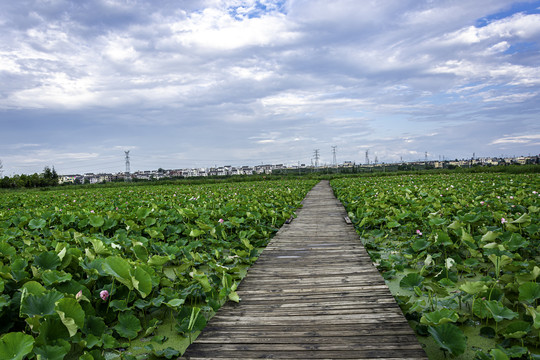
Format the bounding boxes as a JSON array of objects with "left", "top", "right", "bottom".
[
  {"left": 518, "top": 282, "right": 540, "bottom": 304},
  {"left": 153, "top": 347, "right": 180, "bottom": 359},
  {"left": 34, "top": 343, "right": 70, "bottom": 360},
  {"left": 0, "top": 332, "right": 34, "bottom": 360},
  {"left": 176, "top": 207, "right": 197, "bottom": 220},
  {"left": 102, "top": 333, "right": 119, "bottom": 349},
  {"left": 525, "top": 306, "right": 540, "bottom": 329},
  {"left": 165, "top": 298, "right": 185, "bottom": 309},
  {"left": 79, "top": 352, "right": 94, "bottom": 360},
  {"left": 190, "top": 270, "right": 213, "bottom": 292},
  {"left": 0, "top": 294, "right": 9, "bottom": 310},
  {"left": 132, "top": 245, "right": 148, "bottom": 262},
  {"left": 498, "top": 346, "right": 527, "bottom": 359},
  {"left": 84, "top": 315, "right": 106, "bottom": 337},
  {"left": 89, "top": 239, "right": 111, "bottom": 256},
  {"left": 0, "top": 243, "right": 16, "bottom": 257},
  {"left": 487, "top": 254, "right": 512, "bottom": 269},
  {"left": 102, "top": 256, "right": 133, "bottom": 289},
  {"left": 428, "top": 323, "right": 467, "bottom": 356},
  {"left": 85, "top": 334, "right": 101, "bottom": 349},
  {"left": 480, "top": 231, "right": 499, "bottom": 242},
  {"left": 41, "top": 270, "right": 72, "bottom": 286},
  {"left": 148, "top": 255, "right": 173, "bottom": 266},
  {"left": 113, "top": 312, "right": 141, "bottom": 340},
  {"left": 459, "top": 281, "right": 488, "bottom": 295},
  {"left": 144, "top": 217, "right": 156, "bottom": 226},
  {"left": 447, "top": 220, "right": 463, "bottom": 230},
  {"left": 510, "top": 213, "right": 531, "bottom": 224},
  {"left": 34, "top": 251, "right": 61, "bottom": 270},
  {"left": 429, "top": 218, "right": 447, "bottom": 226},
  {"left": 88, "top": 214, "right": 104, "bottom": 228},
  {"left": 55, "top": 298, "right": 85, "bottom": 337},
  {"left": 131, "top": 267, "right": 153, "bottom": 298},
  {"left": 462, "top": 212, "right": 481, "bottom": 223},
  {"left": 489, "top": 349, "right": 509, "bottom": 360},
  {"left": 228, "top": 290, "right": 240, "bottom": 303},
  {"left": 411, "top": 238, "right": 429, "bottom": 252},
  {"left": 145, "top": 228, "right": 163, "bottom": 239},
  {"left": 136, "top": 207, "right": 152, "bottom": 219},
  {"left": 473, "top": 299, "right": 492, "bottom": 319},
  {"left": 484, "top": 300, "right": 518, "bottom": 322},
  {"left": 505, "top": 233, "right": 529, "bottom": 252},
  {"left": 36, "top": 317, "right": 70, "bottom": 343},
  {"left": 28, "top": 218, "right": 47, "bottom": 229},
  {"left": 420, "top": 309, "right": 459, "bottom": 326},
  {"left": 189, "top": 228, "right": 205, "bottom": 238},
  {"left": 461, "top": 228, "right": 475, "bottom": 244},
  {"left": 20, "top": 291, "right": 64, "bottom": 317},
  {"left": 399, "top": 273, "right": 424, "bottom": 290},
  {"left": 502, "top": 320, "right": 530, "bottom": 339},
  {"left": 434, "top": 230, "right": 453, "bottom": 246},
  {"left": 109, "top": 300, "right": 129, "bottom": 311},
  {"left": 21, "top": 281, "right": 46, "bottom": 296}
]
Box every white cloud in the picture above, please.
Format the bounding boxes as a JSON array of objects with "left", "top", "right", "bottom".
[
  {"left": 0, "top": 1, "right": 539, "bottom": 174},
  {"left": 440, "top": 13, "right": 540, "bottom": 45},
  {"left": 490, "top": 134, "right": 540, "bottom": 145},
  {"left": 168, "top": 7, "right": 298, "bottom": 50}
]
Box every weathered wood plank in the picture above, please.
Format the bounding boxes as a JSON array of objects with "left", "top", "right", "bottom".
[{"left": 182, "top": 180, "right": 427, "bottom": 360}]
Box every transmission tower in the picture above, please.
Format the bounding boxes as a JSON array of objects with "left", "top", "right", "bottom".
[
  {"left": 425, "top": 151, "right": 428, "bottom": 162},
  {"left": 374, "top": 155, "right": 378, "bottom": 165},
  {"left": 313, "top": 149, "right": 320, "bottom": 168},
  {"left": 331, "top": 146, "right": 337, "bottom": 167},
  {"left": 124, "top": 151, "right": 131, "bottom": 182},
  {"left": 365, "top": 149, "right": 369, "bottom": 165}
]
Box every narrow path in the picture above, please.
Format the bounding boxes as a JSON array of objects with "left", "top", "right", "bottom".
[{"left": 182, "top": 180, "right": 428, "bottom": 359}]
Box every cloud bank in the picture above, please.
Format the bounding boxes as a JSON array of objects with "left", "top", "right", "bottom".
[{"left": 0, "top": 0, "right": 539, "bottom": 174}]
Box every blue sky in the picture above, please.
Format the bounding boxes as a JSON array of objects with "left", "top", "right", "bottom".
[{"left": 1, "top": 0, "right": 539, "bottom": 175}]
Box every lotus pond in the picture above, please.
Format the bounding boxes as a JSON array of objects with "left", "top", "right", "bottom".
[
  {"left": 0, "top": 179, "right": 317, "bottom": 359},
  {"left": 332, "top": 173, "right": 540, "bottom": 359}
]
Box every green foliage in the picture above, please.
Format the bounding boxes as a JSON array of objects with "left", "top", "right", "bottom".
[
  {"left": 428, "top": 323, "right": 467, "bottom": 356},
  {"left": 0, "top": 332, "right": 34, "bottom": 360},
  {"left": 332, "top": 173, "right": 540, "bottom": 358},
  {"left": 0, "top": 179, "right": 316, "bottom": 357}
]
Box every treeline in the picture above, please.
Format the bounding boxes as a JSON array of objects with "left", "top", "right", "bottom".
[{"left": 0, "top": 167, "right": 59, "bottom": 189}]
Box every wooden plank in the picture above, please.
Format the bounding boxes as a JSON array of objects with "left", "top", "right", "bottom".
[{"left": 182, "top": 180, "right": 427, "bottom": 360}]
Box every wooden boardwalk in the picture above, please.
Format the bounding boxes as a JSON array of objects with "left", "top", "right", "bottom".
[{"left": 182, "top": 181, "right": 428, "bottom": 360}]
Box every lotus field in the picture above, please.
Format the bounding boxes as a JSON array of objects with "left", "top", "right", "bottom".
[
  {"left": 0, "top": 180, "right": 317, "bottom": 359},
  {"left": 332, "top": 174, "right": 540, "bottom": 359}
]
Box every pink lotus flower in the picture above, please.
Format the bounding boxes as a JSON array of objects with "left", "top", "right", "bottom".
[
  {"left": 218, "top": 218, "right": 224, "bottom": 224},
  {"left": 76, "top": 290, "right": 83, "bottom": 300},
  {"left": 416, "top": 229, "right": 422, "bottom": 236},
  {"left": 480, "top": 201, "right": 485, "bottom": 205},
  {"left": 501, "top": 218, "right": 507, "bottom": 224},
  {"left": 100, "top": 290, "right": 109, "bottom": 301}
]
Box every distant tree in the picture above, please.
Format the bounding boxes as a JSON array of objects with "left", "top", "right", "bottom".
[
  {"left": 42, "top": 166, "right": 59, "bottom": 186},
  {"left": 158, "top": 168, "right": 165, "bottom": 173}
]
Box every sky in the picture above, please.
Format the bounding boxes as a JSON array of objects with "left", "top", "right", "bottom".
[{"left": 1, "top": 0, "right": 539, "bottom": 175}]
